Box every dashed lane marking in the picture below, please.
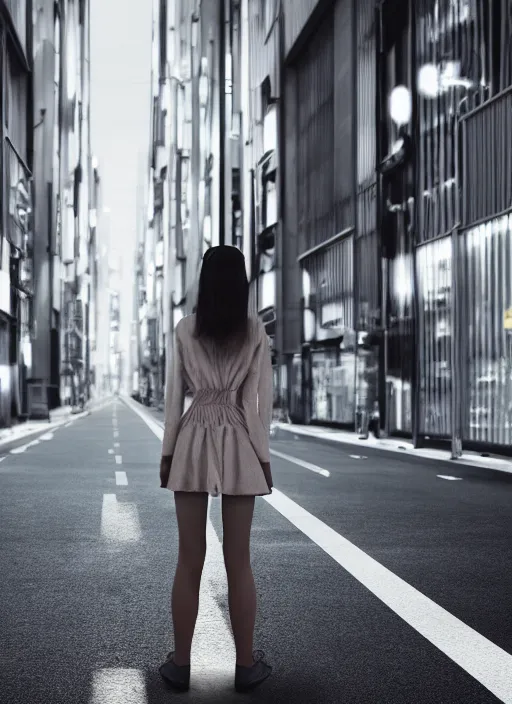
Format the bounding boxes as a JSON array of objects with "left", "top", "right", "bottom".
[
  {"left": 115, "top": 471, "right": 128, "bottom": 486},
  {"left": 91, "top": 668, "right": 147, "bottom": 704},
  {"left": 270, "top": 448, "right": 331, "bottom": 477},
  {"left": 114, "top": 442, "right": 120, "bottom": 448},
  {"left": 100, "top": 494, "right": 141, "bottom": 543},
  {"left": 123, "top": 396, "right": 238, "bottom": 686},
  {"left": 108, "top": 449, "right": 114, "bottom": 455},
  {"left": 438, "top": 475, "right": 463, "bottom": 481},
  {"left": 115, "top": 455, "right": 122, "bottom": 465}
]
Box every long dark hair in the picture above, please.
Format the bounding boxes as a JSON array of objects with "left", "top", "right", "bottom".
[{"left": 194, "top": 245, "right": 249, "bottom": 345}]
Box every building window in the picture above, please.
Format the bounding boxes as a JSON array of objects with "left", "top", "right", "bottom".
[
  {"left": 5, "top": 143, "right": 31, "bottom": 255},
  {"left": 4, "top": 0, "right": 27, "bottom": 55},
  {"left": 261, "top": 0, "right": 276, "bottom": 37},
  {"left": 5, "top": 53, "right": 28, "bottom": 162},
  {"left": 296, "top": 13, "right": 335, "bottom": 251}
]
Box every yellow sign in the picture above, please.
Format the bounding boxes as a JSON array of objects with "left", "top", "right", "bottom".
[{"left": 504, "top": 308, "right": 512, "bottom": 330}]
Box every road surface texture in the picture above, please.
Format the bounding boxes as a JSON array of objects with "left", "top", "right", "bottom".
[{"left": 1, "top": 397, "right": 511, "bottom": 704}]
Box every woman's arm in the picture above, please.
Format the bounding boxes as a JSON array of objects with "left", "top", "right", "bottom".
[
  {"left": 257, "top": 322, "right": 273, "bottom": 446},
  {"left": 256, "top": 321, "right": 273, "bottom": 490},
  {"left": 161, "top": 324, "right": 185, "bottom": 458}
]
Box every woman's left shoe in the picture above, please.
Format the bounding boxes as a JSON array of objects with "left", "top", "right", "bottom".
[{"left": 159, "top": 651, "right": 190, "bottom": 691}]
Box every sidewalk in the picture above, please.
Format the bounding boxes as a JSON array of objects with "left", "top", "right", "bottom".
[
  {"left": 124, "top": 397, "right": 512, "bottom": 476},
  {"left": 274, "top": 422, "right": 512, "bottom": 475},
  {"left": 0, "top": 395, "right": 113, "bottom": 451}
]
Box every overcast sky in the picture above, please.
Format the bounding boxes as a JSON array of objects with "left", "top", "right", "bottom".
[{"left": 90, "top": 0, "right": 153, "bottom": 387}]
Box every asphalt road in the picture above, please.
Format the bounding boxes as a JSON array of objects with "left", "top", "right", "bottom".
[{"left": 1, "top": 398, "right": 511, "bottom": 704}]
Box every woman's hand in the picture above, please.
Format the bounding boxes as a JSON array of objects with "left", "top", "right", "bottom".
[
  {"left": 260, "top": 461, "right": 273, "bottom": 492},
  {"left": 160, "top": 455, "right": 173, "bottom": 488}
]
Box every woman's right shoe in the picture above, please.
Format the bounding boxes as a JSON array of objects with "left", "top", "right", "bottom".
[
  {"left": 234, "top": 650, "right": 272, "bottom": 693},
  {"left": 159, "top": 651, "right": 190, "bottom": 692}
]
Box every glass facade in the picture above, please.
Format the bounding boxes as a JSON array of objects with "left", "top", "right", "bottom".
[
  {"left": 417, "top": 236, "right": 452, "bottom": 436},
  {"left": 278, "top": 0, "right": 512, "bottom": 450},
  {"left": 462, "top": 216, "right": 512, "bottom": 446}
]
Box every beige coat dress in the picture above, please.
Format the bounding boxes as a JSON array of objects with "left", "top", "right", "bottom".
[{"left": 161, "top": 314, "right": 273, "bottom": 496}]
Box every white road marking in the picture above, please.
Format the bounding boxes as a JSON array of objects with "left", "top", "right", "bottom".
[
  {"left": 64, "top": 421, "right": 73, "bottom": 428},
  {"left": 270, "top": 448, "right": 330, "bottom": 477},
  {"left": 10, "top": 444, "right": 30, "bottom": 454},
  {"left": 264, "top": 488, "right": 512, "bottom": 703},
  {"left": 100, "top": 494, "right": 141, "bottom": 543},
  {"left": 124, "top": 397, "right": 236, "bottom": 685},
  {"left": 115, "top": 455, "right": 122, "bottom": 465},
  {"left": 115, "top": 471, "right": 128, "bottom": 486},
  {"left": 91, "top": 668, "right": 147, "bottom": 704},
  {"left": 350, "top": 454, "right": 368, "bottom": 459},
  {"left": 0, "top": 456, "right": 6, "bottom": 462},
  {"left": 124, "top": 397, "right": 163, "bottom": 437},
  {"left": 128, "top": 395, "right": 509, "bottom": 694},
  {"left": 108, "top": 449, "right": 114, "bottom": 454},
  {"left": 113, "top": 430, "right": 119, "bottom": 438},
  {"left": 438, "top": 475, "right": 463, "bottom": 481},
  {"left": 114, "top": 442, "right": 120, "bottom": 448}
]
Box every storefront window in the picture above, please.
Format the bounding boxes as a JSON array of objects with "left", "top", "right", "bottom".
[
  {"left": 311, "top": 348, "right": 355, "bottom": 424},
  {"left": 463, "top": 215, "right": 512, "bottom": 446},
  {"left": 5, "top": 143, "right": 31, "bottom": 254}
]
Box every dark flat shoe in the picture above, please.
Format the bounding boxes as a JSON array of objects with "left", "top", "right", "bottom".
[
  {"left": 235, "top": 650, "right": 272, "bottom": 693},
  {"left": 159, "top": 651, "right": 190, "bottom": 691}
]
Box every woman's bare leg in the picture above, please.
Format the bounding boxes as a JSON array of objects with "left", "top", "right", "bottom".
[
  {"left": 222, "top": 494, "right": 256, "bottom": 667},
  {"left": 171, "top": 491, "right": 208, "bottom": 666}
]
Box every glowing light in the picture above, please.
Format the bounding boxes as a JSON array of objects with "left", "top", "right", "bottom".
[
  {"left": 389, "top": 85, "right": 412, "bottom": 125},
  {"left": 418, "top": 64, "right": 439, "bottom": 98}
]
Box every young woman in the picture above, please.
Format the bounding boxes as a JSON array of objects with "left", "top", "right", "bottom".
[{"left": 158, "top": 245, "right": 273, "bottom": 693}]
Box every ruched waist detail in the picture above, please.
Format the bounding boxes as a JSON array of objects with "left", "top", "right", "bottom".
[{"left": 181, "top": 388, "right": 247, "bottom": 428}]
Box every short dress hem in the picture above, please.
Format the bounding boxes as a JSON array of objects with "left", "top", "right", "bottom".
[
  {"left": 162, "top": 315, "right": 273, "bottom": 498},
  {"left": 165, "top": 486, "right": 272, "bottom": 498}
]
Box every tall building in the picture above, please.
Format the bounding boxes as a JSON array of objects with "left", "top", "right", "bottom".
[
  {"left": 30, "top": 0, "right": 95, "bottom": 414},
  {"left": 0, "top": 1, "right": 33, "bottom": 426},
  {"left": 378, "top": 0, "right": 512, "bottom": 453},
  {"left": 140, "top": 0, "right": 512, "bottom": 456},
  {"left": 0, "top": 0, "right": 100, "bottom": 426},
  {"left": 137, "top": 0, "right": 230, "bottom": 406}
]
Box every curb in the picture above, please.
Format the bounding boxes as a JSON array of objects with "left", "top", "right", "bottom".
[{"left": 274, "top": 424, "right": 512, "bottom": 476}]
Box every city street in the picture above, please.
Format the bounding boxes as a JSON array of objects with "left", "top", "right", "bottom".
[{"left": 1, "top": 398, "right": 512, "bottom": 704}]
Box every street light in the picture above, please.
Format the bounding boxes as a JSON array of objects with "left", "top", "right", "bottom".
[{"left": 389, "top": 85, "right": 412, "bottom": 125}]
